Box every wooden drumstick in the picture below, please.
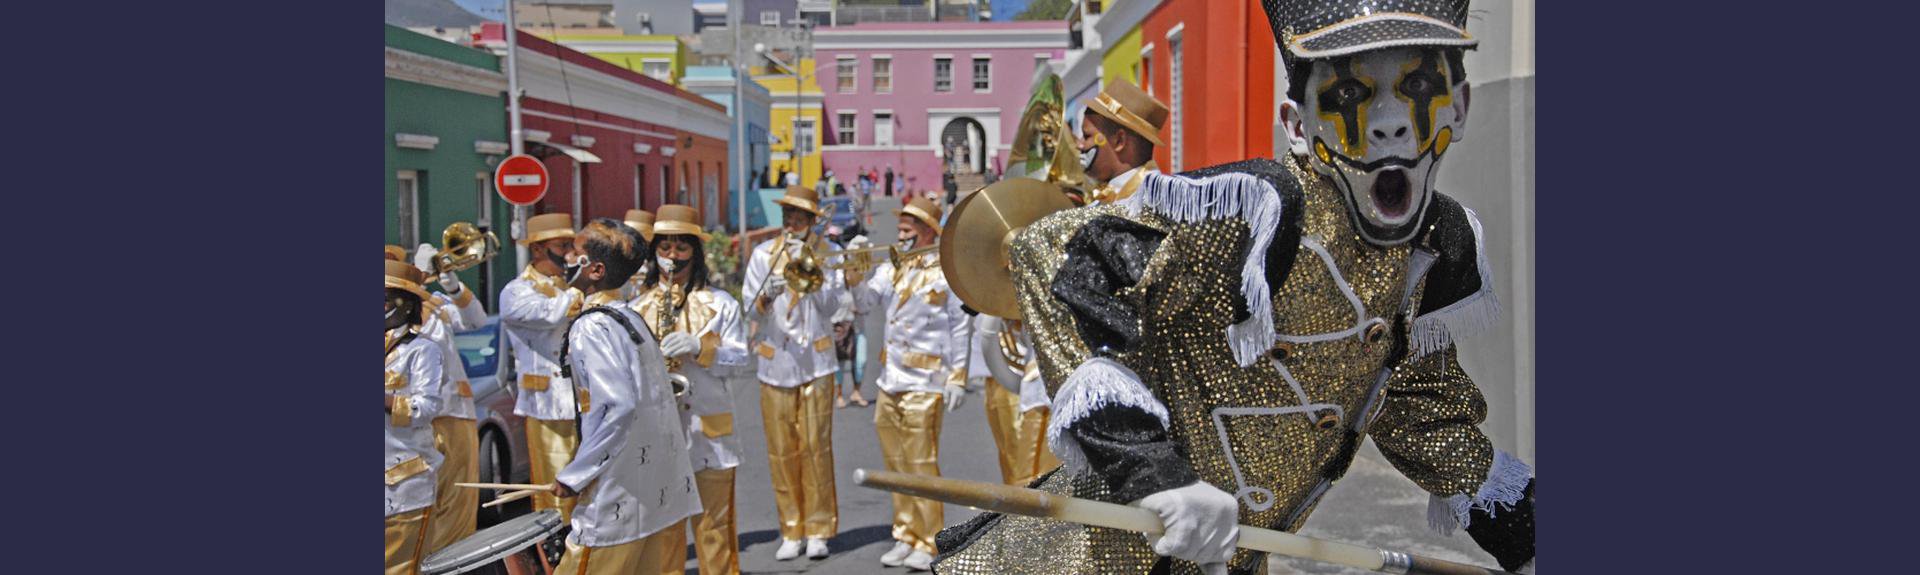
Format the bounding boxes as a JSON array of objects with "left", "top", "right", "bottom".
[
  {"left": 482, "top": 488, "right": 541, "bottom": 509},
  {"left": 456, "top": 482, "right": 552, "bottom": 491},
  {"left": 854, "top": 469, "right": 1516, "bottom": 575}
]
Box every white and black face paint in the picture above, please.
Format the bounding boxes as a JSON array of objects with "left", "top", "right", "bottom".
[
  {"left": 562, "top": 253, "right": 590, "bottom": 285},
  {"left": 1295, "top": 47, "right": 1465, "bottom": 245}
]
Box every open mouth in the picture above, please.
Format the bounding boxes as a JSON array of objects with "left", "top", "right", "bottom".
[{"left": 1371, "top": 168, "right": 1412, "bottom": 219}]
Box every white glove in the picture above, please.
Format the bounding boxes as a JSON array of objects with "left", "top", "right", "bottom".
[
  {"left": 413, "top": 243, "right": 439, "bottom": 275},
  {"left": 942, "top": 383, "right": 966, "bottom": 412},
  {"left": 1135, "top": 481, "right": 1240, "bottom": 569},
  {"left": 438, "top": 272, "right": 462, "bottom": 294},
  {"left": 848, "top": 235, "right": 871, "bottom": 249},
  {"left": 765, "top": 275, "right": 789, "bottom": 295},
  {"left": 660, "top": 332, "right": 701, "bottom": 359}
]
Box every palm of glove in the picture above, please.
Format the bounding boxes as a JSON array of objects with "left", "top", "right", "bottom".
[
  {"left": 659, "top": 332, "right": 701, "bottom": 359},
  {"left": 1136, "top": 481, "right": 1240, "bottom": 572}
]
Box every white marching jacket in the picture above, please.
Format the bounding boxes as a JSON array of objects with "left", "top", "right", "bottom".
[
  {"left": 633, "top": 284, "right": 749, "bottom": 472},
  {"left": 385, "top": 331, "right": 446, "bottom": 517},
  {"left": 419, "top": 285, "right": 486, "bottom": 420},
  {"left": 742, "top": 235, "right": 846, "bottom": 387},
  {"left": 851, "top": 249, "right": 972, "bottom": 394},
  {"left": 556, "top": 303, "right": 700, "bottom": 547},
  {"left": 500, "top": 266, "right": 582, "bottom": 421}
]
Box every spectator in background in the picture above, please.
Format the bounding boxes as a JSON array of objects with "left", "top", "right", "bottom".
[{"left": 884, "top": 165, "right": 895, "bottom": 198}]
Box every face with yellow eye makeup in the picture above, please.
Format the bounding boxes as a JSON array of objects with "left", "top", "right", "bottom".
[{"left": 1280, "top": 47, "right": 1469, "bottom": 245}]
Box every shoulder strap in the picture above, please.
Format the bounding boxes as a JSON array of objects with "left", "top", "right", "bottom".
[{"left": 558, "top": 306, "right": 646, "bottom": 380}]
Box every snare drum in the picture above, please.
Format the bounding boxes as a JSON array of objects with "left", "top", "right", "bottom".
[{"left": 419, "top": 509, "right": 564, "bottom": 575}]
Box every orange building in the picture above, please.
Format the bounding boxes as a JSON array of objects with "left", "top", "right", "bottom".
[{"left": 1138, "top": 0, "right": 1277, "bottom": 173}]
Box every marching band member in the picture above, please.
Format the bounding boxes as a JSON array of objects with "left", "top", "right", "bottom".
[
  {"left": 846, "top": 196, "right": 971, "bottom": 571},
  {"left": 385, "top": 260, "right": 448, "bottom": 575},
  {"left": 499, "top": 213, "right": 586, "bottom": 520},
  {"left": 971, "top": 315, "right": 1059, "bottom": 487},
  {"left": 395, "top": 244, "right": 490, "bottom": 554},
  {"left": 742, "top": 185, "right": 847, "bottom": 561},
  {"left": 621, "top": 208, "right": 656, "bottom": 300},
  {"left": 550, "top": 217, "right": 701, "bottom": 574},
  {"left": 1077, "top": 78, "right": 1168, "bottom": 206},
  {"left": 633, "top": 205, "right": 750, "bottom": 575}
]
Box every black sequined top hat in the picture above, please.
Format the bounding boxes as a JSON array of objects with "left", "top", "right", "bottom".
[{"left": 1261, "top": 0, "right": 1476, "bottom": 65}]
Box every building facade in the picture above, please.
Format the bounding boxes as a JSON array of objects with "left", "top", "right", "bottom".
[
  {"left": 613, "top": 0, "right": 697, "bottom": 35},
  {"left": 682, "top": 65, "right": 778, "bottom": 229},
  {"left": 754, "top": 56, "right": 826, "bottom": 190},
  {"left": 478, "top": 25, "right": 737, "bottom": 231},
  {"left": 1138, "top": 0, "right": 1275, "bottom": 173},
  {"left": 546, "top": 33, "right": 691, "bottom": 85},
  {"left": 384, "top": 24, "right": 516, "bottom": 308},
  {"left": 811, "top": 21, "right": 1067, "bottom": 196}
]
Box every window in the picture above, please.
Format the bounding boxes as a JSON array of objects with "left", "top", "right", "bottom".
[
  {"left": 1141, "top": 51, "right": 1154, "bottom": 96},
  {"left": 838, "top": 112, "right": 857, "bottom": 145},
  {"left": 678, "top": 162, "right": 691, "bottom": 205},
  {"left": 642, "top": 60, "right": 671, "bottom": 83},
  {"left": 661, "top": 163, "right": 673, "bottom": 207},
  {"left": 972, "top": 57, "right": 991, "bottom": 91},
  {"left": 872, "top": 57, "right": 892, "bottom": 93},
  {"left": 837, "top": 57, "right": 856, "bottom": 93},
  {"left": 934, "top": 58, "right": 952, "bottom": 92},
  {"left": 396, "top": 170, "right": 422, "bottom": 248},
  {"left": 1169, "top": 33, "right": 1184, "bottom": 172},
  {"left": 476, "top": 172, "right": 493, "bottom": 224},
  {"left": 795, "top": 118, "right": 816, "bottom": 158},
  {"left": 761, "top": 10, "right": 780, "bottom": 26},
  {"left": 874, "top": 112, "right": 894, "bottom": 147},
  {"left": 634, "top": 165, "right": 647, "bottom": 208}
]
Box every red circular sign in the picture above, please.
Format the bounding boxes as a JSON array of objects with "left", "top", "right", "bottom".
[{"left": 494, "top": 154, "right": 550, "bottom": 206}]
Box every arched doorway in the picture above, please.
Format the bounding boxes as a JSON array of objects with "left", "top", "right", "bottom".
[{"left": 940, "top": 117, "right": 987, "bottom": 175}]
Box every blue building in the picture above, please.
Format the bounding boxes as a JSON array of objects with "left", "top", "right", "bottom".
[{"left": 681, "top": 65, "right": 777, "bottom": 228}]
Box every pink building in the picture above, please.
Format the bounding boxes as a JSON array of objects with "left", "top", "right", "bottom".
[{"left": 813, "top": 21, "right": 1069, "bottom": 196}]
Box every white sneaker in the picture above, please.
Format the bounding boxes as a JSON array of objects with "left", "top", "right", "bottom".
[
  {"left": 879, "top": 541, "right": 913, "bottom": 567},
  {"left": 903, "top": 549, "right": 935, "bottom": 571},
  {"left": 774, "top": 538, "right": 803, "bottom": 561},
  {"left": 806, "top": 538, "right": 830, "bottom": 559}
]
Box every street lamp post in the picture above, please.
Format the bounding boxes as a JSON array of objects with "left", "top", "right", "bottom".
[{"left": 504, "top": 0, "right": 528, "bottom": 272}]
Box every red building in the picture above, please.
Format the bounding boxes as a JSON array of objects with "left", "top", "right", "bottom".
[
  {"left": 478, "top": 25, "right": 735, "bottom": 230},
  {"left": 1139, "top": 0, "right": 1276, "bottom": 172}
]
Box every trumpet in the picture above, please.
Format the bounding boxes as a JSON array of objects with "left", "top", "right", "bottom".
[
  {"left": 432, "top": 222, "right": 500, "bottom": 275},
  {"left": 825, "top": 244, "right": 935, "bottom": 276},
  {"left": 752, "top": 231, "right": 827, "bottom": 302}
]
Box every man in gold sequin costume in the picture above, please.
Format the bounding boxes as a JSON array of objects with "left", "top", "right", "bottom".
[{"left": 934, "top": 2, "right": 1535, "bottom": 574}]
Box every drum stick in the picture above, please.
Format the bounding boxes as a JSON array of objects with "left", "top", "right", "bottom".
[
  {"left": 456, "top": 482, "right": 552, "bottom": 491},
  {"left": 482, "top": 488, "right": 540, "bottom": 509},
  {"left": 854, "top": 469, "right": 1516, "bottom": 575}
]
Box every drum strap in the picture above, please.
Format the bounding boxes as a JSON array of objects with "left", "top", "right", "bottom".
[{"left": 558, "top": 305, "right": 647, "bottom": 459}]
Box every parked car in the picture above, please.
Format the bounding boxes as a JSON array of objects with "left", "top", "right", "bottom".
[
  {"left": 452, "top": 316, "right": 532, "bottom": 526},
  {"left": 819, "top": 195, "right": 860, "bottom": 231}
]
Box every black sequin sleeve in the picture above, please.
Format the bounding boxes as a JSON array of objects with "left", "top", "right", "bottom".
[
  {"left": 1049, "top": 215, "right": 1165, "bottom": 354},
  {"left": 1067, "top": 404, "right": 1201, "bottom": 504}
]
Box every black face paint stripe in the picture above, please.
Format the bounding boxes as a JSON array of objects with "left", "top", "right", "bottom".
[
  {"left": 1407, "top": 50, "right": 1446, "bottom": 145},
  {"left": 1328, "top": 58, "right": 1364, "bottom": 149}
]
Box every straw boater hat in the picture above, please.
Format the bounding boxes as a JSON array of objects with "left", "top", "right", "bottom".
[
  {"left": 897, "top": 196, "right": 943, "bottom": 235},
  {"left": 519, "top": 213, "right": 575, "bottom": 245},
  {"left": 651, "top": 204, "right": 710, "bottom": 241},
  {"left": 384, "top": 245, "right": 407, "bottom": 261},
  {"left": 1083, "top": 78, "right": 1169, "bottom": 147},
  {"left": 1261, "top": 0, "right": 1477, "bottom": 66},
  {"left": 385, "top": 260, "right": 433, "bottom": 321},
  {"left": 623, "top": 209, "right": 656, "bottom": 242},
  {"left": 772, "top": 185, "right": 827, "bottom": 217}
]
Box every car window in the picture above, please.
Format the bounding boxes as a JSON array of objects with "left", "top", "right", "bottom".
[{"left": 453, "top": 319, "right": 500, "bottom": 378}]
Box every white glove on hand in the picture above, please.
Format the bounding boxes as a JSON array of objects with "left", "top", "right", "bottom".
[
  {"left": 660, "top": 332, "right": 701, "bottom": 359},
  {"left": 413, "top": 244, "right": 439, "bottom": 275},
  {"left": 942, "top": 383, "right": 966, "bottom": 412},
  {"left": 765, "top": 275, "right": 789, "bottom": 295},
  {"left": 438, "top": 272, "right": 462, "bottom": 294},
  {"left": 1136, "top": 481, "right": 1240, "bottom": 570}
]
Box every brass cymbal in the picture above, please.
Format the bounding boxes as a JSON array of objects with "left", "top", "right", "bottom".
[{"left": 939, "top": 178, "right": 1077, "bottom": 319}]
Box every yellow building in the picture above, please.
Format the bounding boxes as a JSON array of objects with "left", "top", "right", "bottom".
[
  {"left": 753, "top": 59, "right": 824, "bottom": 190},
  {"left": 543, "top": 34, "right": 689, "bottom": 86},
  {"left": 1100, "top": 26, "right": 1143, "bottom": 88}
]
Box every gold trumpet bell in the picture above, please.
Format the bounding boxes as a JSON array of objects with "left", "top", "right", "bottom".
[
  {"left": 435, "top": 222, "right": 500, "bottom": 274},
  {"left": 781, "top": 240, "right": 826, "bottom": 295}
]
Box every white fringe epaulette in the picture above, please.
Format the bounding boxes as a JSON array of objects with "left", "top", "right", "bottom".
[
  {"left": 1426, "top": 449, "right": 1533, "bottom": 535},
  {"left": 1119, "top": 171, "right": 1283, "bottom": 367},
  {"left": 1409, "top": 205, "right": 1501, "bottom": 358},
  {"left": 1046, "top": 357, "right": 1169, "bottom": 473}
]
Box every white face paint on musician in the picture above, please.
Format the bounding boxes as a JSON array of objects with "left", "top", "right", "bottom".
[{"left": 1280, "top": 47, "right": 1470, "bottom": 245}]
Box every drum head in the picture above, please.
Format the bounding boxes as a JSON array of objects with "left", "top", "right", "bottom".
[{"left": 419, "top": 509, "right": 565, "bottom": 575}]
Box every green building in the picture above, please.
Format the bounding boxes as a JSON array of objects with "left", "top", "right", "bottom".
[{"left": 385, "top": 24, "right": 515, "bottom": 308}]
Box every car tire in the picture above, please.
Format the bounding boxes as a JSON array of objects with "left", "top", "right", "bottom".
[{"left": 474, "top": 427, "right": 511, "bottom": 528}]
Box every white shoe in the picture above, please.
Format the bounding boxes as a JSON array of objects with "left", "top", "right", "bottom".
[
  {"left": 904, "top": 549, "right": 935, "bottom": 571},
  {"left": 775, "top": 538, "right": 803, "bottom": 561},
  {"left": 879, "top": 541, "right": 913, "bottom": 567},
  {"left": 806, "top": 538, "right": 830, "bottom": 559}
]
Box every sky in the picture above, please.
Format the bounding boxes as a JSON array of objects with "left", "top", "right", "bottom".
[{"left": 448, "top": 0, "right": 1036, "bottom": 23}]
